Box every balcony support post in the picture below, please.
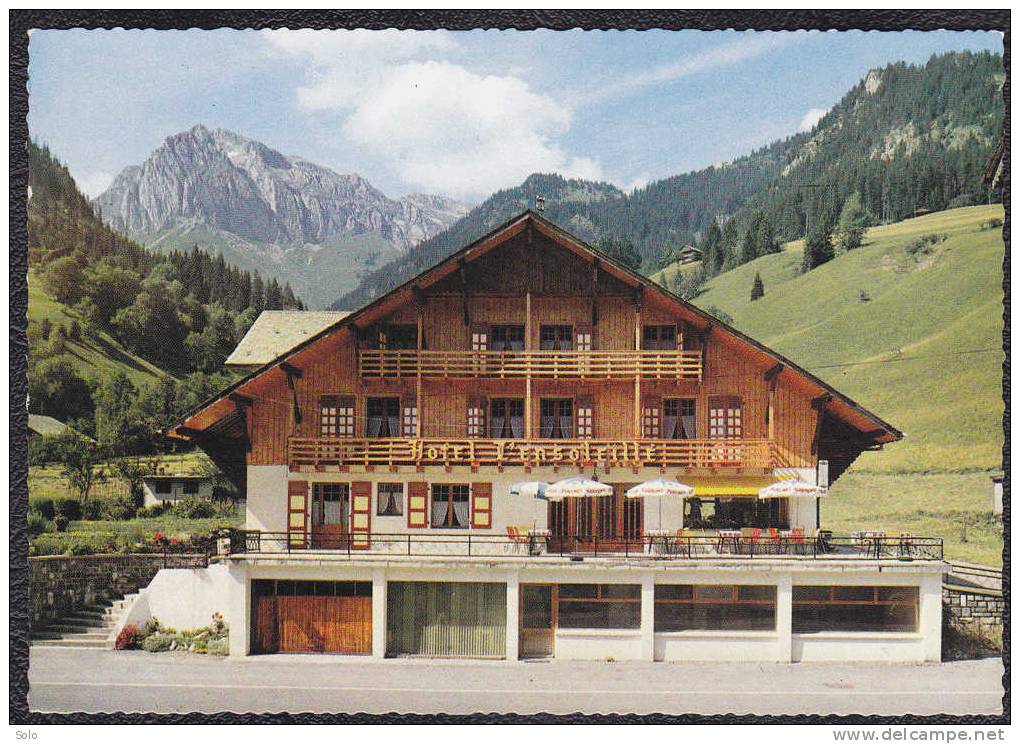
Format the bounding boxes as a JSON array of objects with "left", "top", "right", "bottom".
[
  {"left": 525, "top": 291, "right": 533, "bottom": 438},
  {"left": 633, "top": 288, "right": 643, "bottom": 437},
  {"left": 416, "top": 305, "right": 424, "bottom": 437}
]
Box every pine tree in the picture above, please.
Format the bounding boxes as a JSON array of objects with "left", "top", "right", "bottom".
[{"left": 750, "top": 272, "right": 765, "bottom": 301}]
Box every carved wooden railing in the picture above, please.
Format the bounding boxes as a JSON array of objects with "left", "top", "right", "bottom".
[
  {"left": 358, "top": 349, "right": 703, "bottom": 380},
  {"left": 288, "top": 436, "right": 775, "bottom": 470}
]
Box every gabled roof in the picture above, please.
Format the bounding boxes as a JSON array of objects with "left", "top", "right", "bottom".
[
  {"left": 172, "top": 210, "right": 902, "bottom": 444},
  {"left": 28, "top": 414, "right": 72, "bottom": 437},
  {"left": 225, "top": 310, "right": 351, "bottom": 367}
]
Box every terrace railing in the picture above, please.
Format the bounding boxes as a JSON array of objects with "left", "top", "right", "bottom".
[
  {"left": 225, "top": 530, "right": 943, "bottom": 562},
  {"left": 358, "top": 349, "right": 703, "bottom": 381},
  {"left": 288, "top": 436, "right": 776, "bottom": 471}
]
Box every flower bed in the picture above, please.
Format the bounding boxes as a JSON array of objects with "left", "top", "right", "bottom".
[{"left": 117, "top": 612, "right": 228, "bottom": 656}]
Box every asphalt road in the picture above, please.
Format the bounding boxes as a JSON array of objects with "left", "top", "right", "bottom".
[{"left": 28, "top": 647, "right": 1004, "bottom": 717}]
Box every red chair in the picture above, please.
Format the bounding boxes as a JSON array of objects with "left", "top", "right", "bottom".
[
  {"left": 790, "top": 527, "right": 806, "bottom": 554},
  {"left": 506, "top": 525, "right": 529, "bottom": 554}
]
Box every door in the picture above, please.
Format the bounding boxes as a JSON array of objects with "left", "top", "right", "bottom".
[
  {"left": 252, "top": 580, "right": 372, "bottom": 654},
  {"left": 548, "top": 484, "right": 643, "bottom": 553},
  {"left": 520, "top": 584, "right": 555, "bottom": 658},
  {"left": 310, "top": 483, "right": 349, "bottom": 549}
]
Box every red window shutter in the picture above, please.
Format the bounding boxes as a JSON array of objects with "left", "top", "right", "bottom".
[
  {"left": 350, "top": 481, "right": 372, "bottom": 549},
  {"left": 471, "top": 482, "right": 492, "bottom": 529},
  {"left": 287, "top": 481, "right": 308, "bottom": 548},
  {"left": 407, "top": 481, "right": 429, "bottom": 528}
]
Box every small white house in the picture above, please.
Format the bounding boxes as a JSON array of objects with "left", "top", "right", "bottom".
[{"left": 142, "top": 474, "right": 214, "bottom": 507}]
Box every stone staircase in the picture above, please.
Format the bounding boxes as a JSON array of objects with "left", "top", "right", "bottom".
[{"left": 30, "top": 593, "right": 138, "bottom": 649}]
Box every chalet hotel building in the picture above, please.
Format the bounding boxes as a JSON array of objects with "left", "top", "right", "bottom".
[{"left": 173, "top": 211, "right": 944, "bottom": 662}]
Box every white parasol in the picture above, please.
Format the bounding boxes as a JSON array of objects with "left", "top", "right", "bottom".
[
  {"left": 758, "top": 479, "right": 828, "bottom": 499},
  {"left": 625, "top": 479, "right": 695, "bottom": 499},
  {"left": 509, "top": 481, "right": 550, "bottom": 499},
  {"left": 544, "top": 476, "right": 613, "bottom": 502}
]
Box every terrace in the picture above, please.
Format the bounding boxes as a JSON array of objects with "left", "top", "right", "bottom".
[{"left": 225, "top": 530, "right": 944, "bottom": 562}]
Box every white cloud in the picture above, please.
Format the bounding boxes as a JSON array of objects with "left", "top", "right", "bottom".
[
  {"left": 799, "top": 107, "right": 828, "bottom": 132},
  {"left": 621, "top": 173, "right": 650, "bottom": 194},
  {"left": 572, "top": 32, "right": 803, "bottom": 107},
  {"left": 265, "top": 31, "right": 602, "bottom": 198},
  {"left": 76, "top": 170, "right": 114, "bottom": 198}
]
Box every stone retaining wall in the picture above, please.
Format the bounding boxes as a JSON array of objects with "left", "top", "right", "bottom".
[
  {"left": 29, "top": 553, "right": 208, "bottom": 630},
  {"left": 943, "top": 585, "right": 1003, "bottom": 634}
]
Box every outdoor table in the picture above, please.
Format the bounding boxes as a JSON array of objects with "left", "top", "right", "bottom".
[
  {"left": 646, "top": 530, "right": 675, "bottom": 556},
  {"left": 717, "top": 530, "right": 741, "bottom": 554},
  {"left": 528, "top": 530, "right": 551, "bottom": 556}
]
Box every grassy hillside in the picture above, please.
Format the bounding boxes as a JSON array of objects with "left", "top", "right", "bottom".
[
  {"left": 28, "top": 272, "right": 168, "bottom": 388},
  {"left": 659, "top": 205, "right": 1004, "bottom": 474}
]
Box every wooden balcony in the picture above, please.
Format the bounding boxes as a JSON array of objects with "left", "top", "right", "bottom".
[
  {"left": 288, "top": 436, "right": 774, "bottom": 471},
  {"left": 358, "top": 349, "right": 703, "bottom": 380}
]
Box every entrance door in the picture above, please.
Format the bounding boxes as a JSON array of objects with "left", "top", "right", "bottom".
[
  {"left": 520, "top": 584, "right": 555, "bottom": 658},
  {"left": 548, "top": 484, "right": 643, "bottom": 553},
  {"left": 311, "top": 483, "right": 349, "bottom": 549}
]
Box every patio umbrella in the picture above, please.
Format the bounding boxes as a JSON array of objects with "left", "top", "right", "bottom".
[
  {"left": 758, "top": 479, "right": 828, "bottom": 499},
  {"left": 544, "top": 476, "right": 613, "bottom": 502},
  {"left": 625, "top": 479, "right": 694, "bottom": 499},
  {"left": 626, "top": 479, "right": 694, "bottom": 529},
  {"left": 509, "top": 481, "right": 549, "bottom": 499}
]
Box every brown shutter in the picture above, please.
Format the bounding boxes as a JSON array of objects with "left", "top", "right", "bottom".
[
  {"left": 287, "top": 481, "right": 308, "bottom": 548},
  {"left": 407, "top": 481, "right": 429, "bottom": 528},
  {"left": 471, "top": 482, "right": 492, "bottom": 529},
  {"left": 350, "top": 481, "right": 372, "bottom": 549},
  {"left": 467, "top": 395, "right": 486, "bottom": 438}
]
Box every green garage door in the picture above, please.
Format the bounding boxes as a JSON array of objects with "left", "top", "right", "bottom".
[{"left": 387, "top": 582, "right": 507, "bottom": 658}]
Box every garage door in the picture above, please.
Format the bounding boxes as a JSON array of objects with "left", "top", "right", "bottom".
[
  {"left": 252, "top": 580, "right": 372, "bottom": 654},
  {"left": 386, "top": 582, "right": 506, "bottom": 658}
]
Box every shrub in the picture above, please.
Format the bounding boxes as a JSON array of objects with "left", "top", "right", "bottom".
[
  {"left": 136, "top": 502, "right": 170, "bottom": 518},
  {"left": 905, "top": 232, "right": 948, "bottom": 256},
  {"left": 29, "top": 496, "right": 56, "bottom": 520},
  {"left": 142, "top": 632, "right": 177, "bottom": 653},
  {"left": 27, "top": 510, "right": 53, "bottom": 537},
  {"left": 858, "top": 290, "right": 871, "bottom": 303},
  {"left": 206, "top": 638, "right": 229, "bottom": 656},
  {"left": 54, "top": 497, "right": 82, "bottom": 521},
  {"left": 102, "top": 492, "right": 139, "bottom": 521},
  {"left": 980, "top": 217, "right": 1003, "bottom": 231},
  {"left": 143, "top": 617, "right": 161, "bottom": 636},
  {"left": 29, "top": 531, "right": 119, "bottom": 556},
  {"left": 29, "top": 436, "right": 65, "bottom": 466},
  {"left": 170, "top": 497, "right": 216, "bottom": 519},
  {"left": 115, "top": 624, "right": 144, "bottom": 650},
  {"left": 52, "top": 514, "right": 69, "bottom": 533}
]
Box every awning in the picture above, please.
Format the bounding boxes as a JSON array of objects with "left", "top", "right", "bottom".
[{"left": 687, "top": 476, "right": 778, "bottom": 497}]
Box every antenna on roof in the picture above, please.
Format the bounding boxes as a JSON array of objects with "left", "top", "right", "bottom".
[{"left": 535, "top": 195, "right": 546, "bottom": 213}]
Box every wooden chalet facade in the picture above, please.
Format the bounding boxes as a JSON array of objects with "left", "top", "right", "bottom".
[{"left": 172, "top": 212, "right": 944, "bottom": 663}]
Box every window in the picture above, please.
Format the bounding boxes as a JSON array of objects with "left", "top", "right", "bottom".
[
  {"left": 540, "top": 399, "right": 573, "bottom": 438},
  {"left": 557, "top": 584, "right": 641, "bottom": 629},
  {"left": 377, "top": 483, "right": 404, "bottom": 517},
  {"left": 312, "top": 483, "right": 349, "bottom": 527},
  {"left": 491, "top": 324, "right": 525, "bottom": 352},
  {"left": 575, "top": 398, "right": 593, "bottom": 438},
  {"left": 490, "top": 399, "right": 524, "bottom": 438},
  {"left": 655, "top": 584, "right": 777, "bottom": 631},
  {"left": 642, "top": 399, "right": 661, "bottom": 438},
  {"left": 471, "top": 328, "right": 488, "bottom": 351},
  {"left": 575, "top": 328, "right": 593, "bottom": 351},
  {"left": 642, "top": 325, "right": 677, "bottom": 350},
  {"left": 155, "top": 479, "right": 172, "bottom": 495},
  {"left": 540, "top": 325, "right": 573, "bottom": 351},
  {"left": 467, "top": 400, "right": 485, "bottom": 438},
  {"left": 402, "top": 400, "right": 418, "bottom": 437},
  {"left": 663, "top": 398, "right": 696, "bottom": 439},
  {"left": 182, "top": 480, "right": 199, "bottom": 495},
  {"left": 320, "top": 395, "right": 354, "bottom": 437},
  {"left": 253, "top": 579, "right": 371, "bottom": 598},
  {"left": 380, "top": 324, "right": 417, "bottom": 350},
  {"left": 366, "top": 397, "right": 400, "bottom": 437},
  {"left": 431, "top": 484, "right": 471, "bottom": 529},
  {"left": 792, "top": 586, "right": 919, "bottom": 633},
  {"left": 709, "top": 396, "right": 743, "bottom": 438}
]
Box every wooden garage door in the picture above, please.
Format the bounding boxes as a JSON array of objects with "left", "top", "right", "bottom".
[
  {"left": 386, "top": 581, "right": 506, "bottom": 658},
  {"left": 252, "top": 580, "right": 371, "bottom": 654}
]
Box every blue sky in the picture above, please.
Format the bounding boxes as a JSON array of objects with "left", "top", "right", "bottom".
[{"left": 28, "top": 28, "right": 1002, "bottom": 202}]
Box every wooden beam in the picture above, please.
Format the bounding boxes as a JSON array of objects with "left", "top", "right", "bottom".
[
  {"left": 173, "top": 426, "right": 203, "bottom": 439},
  {"left": 591, "top": 259, "right": 600, "bottom": 327},
  {"left": 810, "top": 396, "right": 831, "bottom": 455},
  {"left": 282, "top": 365, "right": 302, "bottom": 425},
  {"left": 811, "top": 393, "right": 833, "bottom": 410},
  {"left": 633, "top": 296, "right": 642, "bottom": 436},
  {"left": 229, "top": 393, "right": 253, "bottom": 407},
  {"left": 458, "top": 258, "right": 470, "bottom": 326},
  {"left": 233, "top": 397, "right": 252, "bottom": 452},
  {"left": 764, "top": 363, "right": 784, "bottom": 383}
]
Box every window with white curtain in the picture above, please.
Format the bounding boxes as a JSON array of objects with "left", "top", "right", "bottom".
[
  {"left": 431, "top": 484, "right": 470, "bottom": 529},
  {"left": 377, "top": 483, "right": 404, "bottom": 517}
]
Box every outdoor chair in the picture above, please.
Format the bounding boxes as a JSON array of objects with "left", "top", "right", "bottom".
[
  {"left": 790, "top": 527, "right": 806, "bottom": 555},
  {"left": 740, "top": 527, "right": 762, "bottom": 554},
  {"left": 505, "top": 526, "right": 529, "bottom": 554},
  {"left": 766, "top": 527, "right": 781, "bottom": 554}
]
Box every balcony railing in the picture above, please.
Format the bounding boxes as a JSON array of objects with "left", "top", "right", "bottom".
[
  {"left": 358, "top": 349, "right": 703, "bottom": 380},
  {"left": 226, "top": 530, "right": 944, "bottom": 562},
  {"left": 288, "top": 436, "right": 775, "bottom": 470}
]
